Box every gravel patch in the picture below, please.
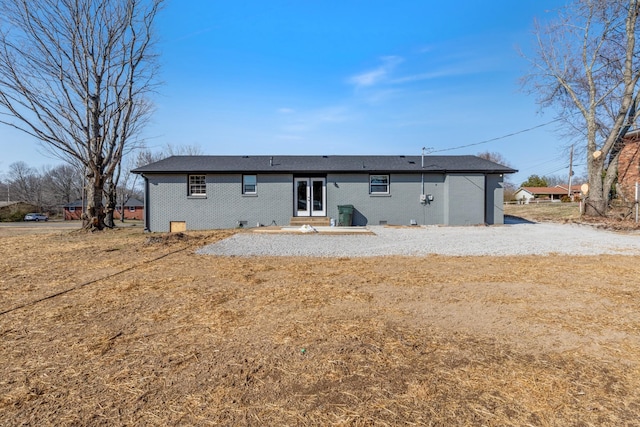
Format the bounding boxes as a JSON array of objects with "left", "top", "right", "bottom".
[{"left": 196, "top": 222, "right": 640, "bottom": 257}]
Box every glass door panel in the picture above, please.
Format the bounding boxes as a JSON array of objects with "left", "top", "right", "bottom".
[
  {"left": 294, "top": 177, "right": 325, "bottom": 217},
  {"left": 295, "top": 178, "right": 310, "bottom": 216},
  {"left": 311, "top": 178, "right": 326, "bottom": 216}
]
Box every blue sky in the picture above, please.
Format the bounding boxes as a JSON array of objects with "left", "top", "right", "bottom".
[{"left": 0, "top": 0, "right": 575, "bottom": 185}]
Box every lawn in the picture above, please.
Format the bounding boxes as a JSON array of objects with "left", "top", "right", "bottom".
[
  {"left": 1, "top": 225, "right": 640, "bottom": 425},
  {"left": 504, "top": 201, "right": 582, "bottom": 222}
]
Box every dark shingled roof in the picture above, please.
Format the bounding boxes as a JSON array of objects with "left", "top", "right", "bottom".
[{"left": 133, "top": 155, "right": 517, "bottom": 174}]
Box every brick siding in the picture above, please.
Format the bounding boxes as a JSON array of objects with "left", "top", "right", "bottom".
[{"left": 619, "top": 137, "right": 640, "bottom": 202}]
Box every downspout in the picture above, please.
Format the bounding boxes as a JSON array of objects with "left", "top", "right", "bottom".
[
  {"left": 421, "top": 147, "right": 425, "bottom": 225},
  {"left": 421, "top": 147, "right": 425, "bottom": 194},
  {"left": 143, "top": 174, "right": 150, "bottom": 232},
  {"left": 484, "top": 175, "right": 488, "bottom": 225}
]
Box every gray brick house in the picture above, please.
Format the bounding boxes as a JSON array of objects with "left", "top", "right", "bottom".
[{"left": 132, "top": 155, "right": 516, "bottom": 232}]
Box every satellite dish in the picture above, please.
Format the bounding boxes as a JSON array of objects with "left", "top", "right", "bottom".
[{"left": 581, "top": 183, "right": 589, "bottom": 194}]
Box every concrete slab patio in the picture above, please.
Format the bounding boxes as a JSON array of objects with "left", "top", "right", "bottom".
[{"left": 252, "top": 225, "right": 374, "bottom": 234}]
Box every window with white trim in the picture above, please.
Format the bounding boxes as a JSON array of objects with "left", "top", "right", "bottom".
[
  {"left": 370, "top": 174, "right": 389, "bottom": 194},
  {"left": 69, "top": 206, "right": 76, "bottom": 212},
  {"left": 243, "top": 175, "right": 257, "bottom": 194},
  {"left": 129, "top": 206, "right": 136, "bottom": 212},
  {"left": 188, "top": 175, "right": 206, "bottom": 196}
]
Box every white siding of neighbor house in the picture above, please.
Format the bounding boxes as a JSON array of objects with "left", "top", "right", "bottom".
[{"left": 513, "top": 189, "right": 534, "bottom": 203}]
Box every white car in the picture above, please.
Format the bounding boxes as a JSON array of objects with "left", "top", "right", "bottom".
[{"left": 24, "top": 213, "right": 48, "bottom": 222}]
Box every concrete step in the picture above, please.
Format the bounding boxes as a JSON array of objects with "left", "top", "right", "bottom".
[{"left": 289, "top": 216, "right": 331, "bottom": 227}]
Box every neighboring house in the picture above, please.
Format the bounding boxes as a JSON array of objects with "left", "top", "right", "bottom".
[
  {"left": 619, "top": 129, "right": 640, "bottom": 202},
  {"left": 557, "top": 184, "right": 583, "bottom": 200},
  {"left": 514, "top": 185, "right": 582, "bottom": 203},
  {"left": 63, "top": 200, "right": 85, "bottom": 220},
  {"left": 63, "top": 198, "right": 144, "bottom": 220},
  {"left": 132, "top": 155, "right": 516, "bottom": 232},
  {"left": 116, "top": 198, "right": 144, "bottom": 220}
]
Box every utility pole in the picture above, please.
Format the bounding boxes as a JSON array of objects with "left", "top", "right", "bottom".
[{"left": 567, "top": 144, "right": 574, "bottom": 199}]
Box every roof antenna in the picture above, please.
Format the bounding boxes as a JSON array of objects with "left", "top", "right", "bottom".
[
  {"left": 421, "top": 147, "right": 433, "bottom": 168},
  {"left": 270, "top": 156, "right": 273, "bottom": 166}
]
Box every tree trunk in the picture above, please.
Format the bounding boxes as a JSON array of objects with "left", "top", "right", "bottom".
[
  {"left": 523, "top": 2, "right": 640, "bottom": 218},
  {"left": 0, "top": 0, "right": 162, "bottom": 232},
  {"left": 585, "top": 191, "right": 608, "bottom": 216},
  {"left": 120, "top": 192, "right": 126, "bottom": 223},
  {"left": 584, "top": 155, "right": 608, "bottom": 217},
  {"left": 84, "top": 173, "right": 105, "bottom": 230},
  {"left": 104, "top": 180, "right": 116, "bottom": 228}
]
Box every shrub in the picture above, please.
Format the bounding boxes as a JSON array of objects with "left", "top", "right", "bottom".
[{"left": 0, "top": 210, "right": 28, "bottom": 222}]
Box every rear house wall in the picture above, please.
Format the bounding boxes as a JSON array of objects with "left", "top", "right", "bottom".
[
  {"left": 444, "top": 174, "right": 486, "bottom": 226},
  {"left": 485, "top": 174, "right": 505, "bottom": 225},
  {"left": 146, "top": 173, "right": 292, "bottom": 231},
  {"left": 145, "top": 171, "right": 504, "bottom": 231},
  {"left": 326, "top": 173, "right": 445, "bottom": 226}
]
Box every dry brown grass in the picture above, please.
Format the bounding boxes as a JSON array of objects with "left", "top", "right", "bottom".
[
  {"left": 505, "top": 202, "right": 583, "bottom": 222},
  {"left": 505, "top": 201, "right": 640, "bottom": 232},
  {"left": 2, "top": 226, "right": 640, "bottom": 425}
]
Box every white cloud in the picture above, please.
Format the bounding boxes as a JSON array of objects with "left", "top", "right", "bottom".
[
  {"left": 391, "top": 50, "right": 503, "bottom": 85},
  {"left": 392, "top": 68, "right": 466, "bottom": 84},
  {"left": 348, "top": 56, "right": 403, "bottom": 88},
  {"left": 277, "top": 107, "right": 295, "bottom": 114}
]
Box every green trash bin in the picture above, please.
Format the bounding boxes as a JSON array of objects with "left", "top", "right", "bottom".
[{"left": 337, "top": 204, "right": 354, "bottom": 226}]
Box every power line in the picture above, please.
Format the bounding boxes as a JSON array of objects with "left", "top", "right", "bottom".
[
  {"left": 538, "top": 165, "right": 571, "bottom": 176},
  {"left": 430, "top": 117, "right": 564, "bottom": 153},
  {"left": 524, "top": 156, "right": 569, "bottom": 170},
  {"left": 521, "top": 160, "right": 567, "bottom": 175}
]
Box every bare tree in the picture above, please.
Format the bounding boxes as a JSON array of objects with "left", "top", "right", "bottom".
[
  {"left": 7, "top": 161, "right": 44, "bottom": 209},
  {"left": 43, "top": 164, "right": 83, "bottom": 207},
  {"left": 136, "top": 142, "right": 204, "bottom": 165},
  {"left": 4, "top": 161, "right": 83, "bottom": 216},
  {"left": 522, "top": 0, "right": 640, "bottom": 217},
  {"left": 0, "top": 0, "right": 163, "bottom": 229},
  {"left": 100, "top": 142, "right": 203, "bottom": 226},
  {"left": 102, "top": 143, "right": 203, "bottom": 225},
  {"left": 545, "top": 174, "right": 571, "bottom": 187},
  {"left": 162, "top": 143, "right": 204, "bottom": 157},
  {"left": 113, "top": 155, "right": 139, "bottom": 223},
  {"left": 0, "top": 177, "right": 8, "bottom": 203},
  {"left": 476, "top": 151, "right": 517, "bottom": 201},
  {"left": 476, "top": 151, "right": 511, "bottom": 167}
]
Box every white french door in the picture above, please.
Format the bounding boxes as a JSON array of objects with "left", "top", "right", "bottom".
[{"left": 294, "top": 177, "right": 326, "bottom": 217}]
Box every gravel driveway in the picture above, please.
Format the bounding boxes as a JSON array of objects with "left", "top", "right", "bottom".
[{"left": 197, "top": 221, "right": 640, "bottom": 257}]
